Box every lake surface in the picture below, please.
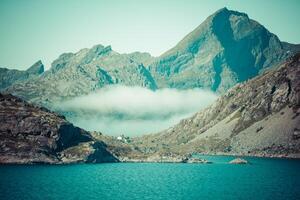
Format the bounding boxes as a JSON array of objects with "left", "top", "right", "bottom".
[{"left": 1, "top": 156, "right": 300, "bottom": 200}]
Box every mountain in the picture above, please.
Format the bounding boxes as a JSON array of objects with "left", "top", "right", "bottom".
[
  {"left": 149, "top": 7, "right": 300, "bottom": 92},
  {"left": 133, "top": 53, "right": 300, "bottom": 158},
  {"left": 0, "top": 60, "right": 44, "bottom": 90},
  {"left": 0, "top": 93, "right": 118, "bottom": 164},
  {"left": 3, "top": 8, "right": 300, "bottom": 107},
  {"left": 5, "top": 45, "right": 156, "bottom": 106}
]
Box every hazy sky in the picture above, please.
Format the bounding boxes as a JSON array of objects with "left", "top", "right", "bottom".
[{"left": 0, "top": 0, "right": 299, "bottom": 70}]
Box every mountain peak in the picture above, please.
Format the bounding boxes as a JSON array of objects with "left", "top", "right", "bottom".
[
  {"left": 151, "top": 7, "right": 291, "bottom": 92},
  {"left": 160, "top": 8, "right": 251, "bottom": 57},
  {"left": 212, "top": 7, "right": 248, "bottom": 18},
  {"left": 26, "top": 60, "right": 44, "bottom": 75},
  {"left": 90, "top": 44, "right": 112, "bottom": 55},
  {"left": 214, "top": 7, "right": 229, "bottom": 14}
]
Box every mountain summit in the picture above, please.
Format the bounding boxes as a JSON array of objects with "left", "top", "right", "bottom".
[
  {"left": 0, "top": 60, "right": 44, "bottom": 90},
  {"left": 149, "top": 7, "right": 298, "bottom": 92},
  {"left": 2, "top": 8, "right": 300, "bottom": 106}
]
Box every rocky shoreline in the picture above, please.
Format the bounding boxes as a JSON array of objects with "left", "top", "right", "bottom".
[
  {"left": 119, "top": 154, "right": 212, "bottom": 164},
  {"left": 192, "top": 152, "right": 300, "bottom": 159},
  {"left": 0, "top": 93, "right": 119, "bottom": 164}
]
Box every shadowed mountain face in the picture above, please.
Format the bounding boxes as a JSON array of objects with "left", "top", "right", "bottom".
[
  {"left": 2, "top": 8, "right": 299, "bottom": 107},
  {"left": 149, "top": 8, "right": 299, "bottom": 92},
  {"left": 0, "top": 93, "right": 119, "bottom": 164},
  {"left": 133, "top": 53, "right": 300, "bottom": 158}
]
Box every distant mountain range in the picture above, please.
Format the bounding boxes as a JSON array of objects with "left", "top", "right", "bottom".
[
  {"left": 3, "top": 47, "right": 157, "bottom": 106},
  {"left": 1, "top": 8, "right": 299, "bottom": 107}
]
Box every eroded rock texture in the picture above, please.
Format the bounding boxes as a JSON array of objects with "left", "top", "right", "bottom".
[{"left": 0, "top": 93, "right": 118, "bottom": 164}]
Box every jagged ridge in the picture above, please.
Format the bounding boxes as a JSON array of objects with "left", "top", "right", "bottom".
[
  {"left": 4, "top": 45, "right": 156, "bottom": 106},
  {"left": 0, "top": 60, "right": 44, "bottom": 90}
]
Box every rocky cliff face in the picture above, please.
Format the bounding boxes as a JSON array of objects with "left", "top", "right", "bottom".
[
  {"left": 133, "top": 53, "right": 300, "bottom": 158},
  {"left": 0, "top": 60, "right": 44, "bottom": 90},
  {"left": 0, "top": 93, "right": 118, "bottom": 164},
  {"left": 149, "top": 8, "right": 299, "bottom": 92}
]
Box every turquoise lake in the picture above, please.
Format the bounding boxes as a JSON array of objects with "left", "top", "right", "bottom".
[{"left": 0, "top": 156, "right": 299, "bottom": 200}]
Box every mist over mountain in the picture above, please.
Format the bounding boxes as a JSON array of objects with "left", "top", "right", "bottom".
[
  {"left": 56, "top": 85, "right": 217, "bottom": 136},
  {"left": 1, "top": 8, "right": 299, "bottom": 137}
]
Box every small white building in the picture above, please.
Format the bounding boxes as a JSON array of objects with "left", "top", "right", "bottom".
[
  {"left": 117, "top": 136, "right": 123, "bottom": 140},
  {"left": 116, "top": 135, "right": 130, "bottom": 143}
]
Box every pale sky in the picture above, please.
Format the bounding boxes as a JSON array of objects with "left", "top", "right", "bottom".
[{"left": 0, "top": 0, "right": 299, "bottom": 70}]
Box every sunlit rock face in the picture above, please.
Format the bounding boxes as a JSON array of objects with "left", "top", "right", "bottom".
[{"left": 149, "top": 8, "right": 298, "bottom": 93}]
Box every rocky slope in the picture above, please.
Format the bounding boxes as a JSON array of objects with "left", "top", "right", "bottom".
[
  {"left": 90, "top": 131, "right": 212, "bottom": 163},
  {"left": 133, "top": 53, "right": 300, "bottom": 158},
  {"left": 0, "top": 93, "right": 118, "bottom": 164},
  {"left": 0, "top": 60, "right": 44, "bottom": 90},
  {"left": 149, "top": 7, "right": 300, "bottom": 92},
  {"left": 5, "top": 45, "right": 156, "bottom": 106},
  {"left": 3, "top": 8, "right": 300, "bottom": 107}
]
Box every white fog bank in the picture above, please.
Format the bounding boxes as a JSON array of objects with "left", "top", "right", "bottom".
[{"left": 57, "top": 85, "right": 218, "bottom": 136}]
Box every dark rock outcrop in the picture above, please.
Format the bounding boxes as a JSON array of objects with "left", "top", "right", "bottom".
[
  {"left": 0, "top": 93, "right": 118, "bottom": 164},
  {"left": 229, "top": 158, "right": 248, "bottom": 164}
]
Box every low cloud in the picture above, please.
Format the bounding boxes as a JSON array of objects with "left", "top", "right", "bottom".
[{"left": 57, "top": 85, "right": 218, "bottom": 136}]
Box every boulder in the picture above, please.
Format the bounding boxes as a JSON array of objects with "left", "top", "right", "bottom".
[
  {"left": 183, "top": 157, "right": 212, "bottom": 164},
  {"left": 229, "top": 158, "right": 248, "bottom": 164}
]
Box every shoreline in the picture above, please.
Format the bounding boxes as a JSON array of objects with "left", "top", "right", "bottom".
[{"left": 1, "top": 153, "right": 300, "bottom": 165}]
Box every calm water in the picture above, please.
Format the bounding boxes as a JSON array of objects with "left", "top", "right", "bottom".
[{"left": 0, "top": 156, "right": 300, "bottom": 200}]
